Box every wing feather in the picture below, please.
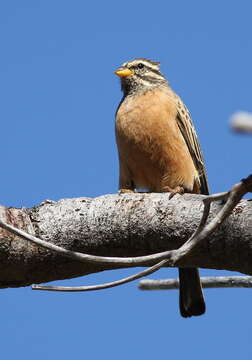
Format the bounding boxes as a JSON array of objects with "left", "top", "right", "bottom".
[{"left": 176, "top": 99, "right": 209, "bottom": 195}]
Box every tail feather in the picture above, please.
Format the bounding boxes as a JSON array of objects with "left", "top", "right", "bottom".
[{"left": 179, "top": 268, "right": 205, "bottom": 318}]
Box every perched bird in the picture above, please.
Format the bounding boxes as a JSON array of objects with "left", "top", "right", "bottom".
[{"left": 114, "top": 58, "right": 209, "bottom": 317}]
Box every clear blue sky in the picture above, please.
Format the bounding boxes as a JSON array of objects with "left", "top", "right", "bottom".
[{"left": 1, "top": 1, "right": 252, "bottom": 359}]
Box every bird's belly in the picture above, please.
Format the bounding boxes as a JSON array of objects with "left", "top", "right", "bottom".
[
  {"left": 117, "top": 131, "right": 197, "bottom": 192},
  {"left": 116, "top": 90, "right": 197, "bottom": 192},
  {"left": 123, "top": 145, "right": 164, "bottom": 191}
]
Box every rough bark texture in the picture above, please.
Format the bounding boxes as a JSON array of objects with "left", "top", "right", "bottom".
[{"left": 0, "top": 193, "right": 251, "bottom": 288}]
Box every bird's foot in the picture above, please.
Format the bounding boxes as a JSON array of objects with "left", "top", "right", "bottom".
[
  {"left": 163, "top": 186, "right": 184, "bottom": 199},
  {"left": 118, "top": 188, "right": 135, "bottom": 194}
]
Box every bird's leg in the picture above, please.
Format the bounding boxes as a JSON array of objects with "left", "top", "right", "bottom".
[
  {"left": 162, "top": 185, "right": 185, "bottom": 199},
  {"left": 118, "top": 161, "right": 135, "bottom": 194},
  {"left": 118, "top": 179, "right": 135, "bottom": 194}
]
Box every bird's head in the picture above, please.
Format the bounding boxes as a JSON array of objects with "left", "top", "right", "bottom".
[{"left": 114, "top": 58, "right": 167, "bottom": 96}]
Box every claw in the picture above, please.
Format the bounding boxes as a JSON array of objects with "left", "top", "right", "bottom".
[
  {"left": 164, "top": 186, "right": 185, "bottom": 199},
  {"left": 118, "top": 189, "right": 135, "bottom": 194}
]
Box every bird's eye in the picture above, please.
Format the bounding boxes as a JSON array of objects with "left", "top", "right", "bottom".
[{"left": 137, "top": 63, "right": 144, "bottom": 69}]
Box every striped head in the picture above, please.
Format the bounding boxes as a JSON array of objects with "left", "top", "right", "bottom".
[{"left": 114, "top": 58, "right": 168, "bottom": 96}]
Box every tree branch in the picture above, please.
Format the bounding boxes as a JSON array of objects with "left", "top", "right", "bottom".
[
  {"left": 29, "top": 176, "right": 251, "bottom": 292},
  {"left": 139, "top": 276, "right": 252, "bottom": 290},
  {"left": 0, "top": 176, "right": 251, "bottom": 289}
]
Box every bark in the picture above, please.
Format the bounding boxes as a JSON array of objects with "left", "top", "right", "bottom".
[{"left": 0, "top": 192, "right": 251, "bottom": 288}]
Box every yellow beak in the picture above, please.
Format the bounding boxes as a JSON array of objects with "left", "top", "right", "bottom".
[{"left": 114, "top": 68, "right": 133, "bottom": 77}]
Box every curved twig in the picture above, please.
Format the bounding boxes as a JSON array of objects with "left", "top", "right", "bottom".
[
  {"left": 170, "top": 175, "right": 252, "bottom": 264},
  {"left": 190, "top": 191, "right": 229, "bottom": 238},
  {"left": 32, "top": 259, "right": 168, "bottom": 292},
  {"left": 0, "top": 219, "right": 176, "bottom": 266}
]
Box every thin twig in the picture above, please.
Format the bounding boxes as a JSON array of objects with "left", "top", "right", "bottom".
[
  {"left": 170, "top": 175, "right": 252, "bottom": 265},
  {"left": 32, "top": 259, "right": 168, "bottom": 291},
  {"left": 191, "top": 191, "right": 229, "bottom": 238},
  {"left": 0, "top": 219, "right": 176, "bottom": 266},
  {"left": 139, "top": 276, "right": 252, "bottom": 290}
]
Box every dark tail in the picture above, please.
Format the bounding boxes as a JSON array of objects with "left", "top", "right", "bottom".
[{"left": 179, "top": 268, "right": 205, "bottom": 318}]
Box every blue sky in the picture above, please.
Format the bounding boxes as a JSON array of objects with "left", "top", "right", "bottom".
[{"left": 1, "top": 1, "right": 252, "bottom": 359}]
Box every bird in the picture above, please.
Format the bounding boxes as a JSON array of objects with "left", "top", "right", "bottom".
[{"left": 114, "top": 58, "right": 209, "bottom": 317}]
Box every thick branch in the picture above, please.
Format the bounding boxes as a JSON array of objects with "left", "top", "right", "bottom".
[{"left": 0, "top": 191, "right": 252, "bottom": 288}]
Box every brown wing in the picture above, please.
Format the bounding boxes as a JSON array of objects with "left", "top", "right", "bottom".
[{"left": 176, "top": 98, "right": 209, "bottom": 195}]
